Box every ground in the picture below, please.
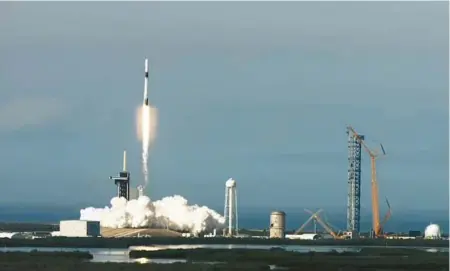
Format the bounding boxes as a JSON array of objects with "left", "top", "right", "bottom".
[{"left": 100, "top": 227, "right": 182, "bottom": 238}]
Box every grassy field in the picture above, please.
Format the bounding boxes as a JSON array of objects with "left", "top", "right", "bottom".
[
  {"left": 0, "top": 236, "right": 448, "bottom": 248},
  {"left": 129, "top": 247, "right": 449, "bottom": 270},
  {"left": 0, "top": 222, "right": 58, "bottom": 232},
  {"left": 0, "top": 248, "right": 447, "bottom": 271}
]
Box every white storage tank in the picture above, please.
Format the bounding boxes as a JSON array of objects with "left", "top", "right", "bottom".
[
  {"left": 59, "top": 220, "right": 100, "bottom": 237},
  {"left": 424, "top": 224, "right": 441, "bottom": 239},
  {"left": 269, "top": 211, "right": 286, "bottom": 239}
]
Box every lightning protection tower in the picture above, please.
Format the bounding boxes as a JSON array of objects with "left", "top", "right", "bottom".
[
  {"left": 224, "top": 178, "right": 238, "bottom": 237},
  {"left": 347, "top": 127, "right": 364, "bottom": 234},
  {"left": 110, "top": 150, "right": 130, "bottom": 201}
]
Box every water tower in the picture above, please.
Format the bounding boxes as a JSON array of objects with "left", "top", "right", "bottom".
[{"left": 224, "top": 178, "right": 238, "bottom": 237}]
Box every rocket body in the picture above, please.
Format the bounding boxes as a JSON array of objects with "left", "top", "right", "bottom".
[
  {"left": 143, "top": 58, "right": 149, "bottom": 106},
  {"left": 137, "top": 57, "right": 158, "bottom": 191}
]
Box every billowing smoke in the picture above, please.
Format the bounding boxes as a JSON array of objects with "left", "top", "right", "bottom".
[
  {"left": 80, "top": 195, "right": 225, "bottom": 235},
  {"left": 136, "top": 105, "right": 158, "bottom": 188}
]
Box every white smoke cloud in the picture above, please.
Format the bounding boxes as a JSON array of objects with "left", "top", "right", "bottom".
[{"left": 80, "top": 195, "right": 225, "bottom": 235}]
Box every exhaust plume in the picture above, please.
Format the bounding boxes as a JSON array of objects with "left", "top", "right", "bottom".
[
  {"left": 136, "top": 104, "right": 158, "bottom": 189},
  {"left": 80, "top": 195, "right": 226, "bottom": 235}
]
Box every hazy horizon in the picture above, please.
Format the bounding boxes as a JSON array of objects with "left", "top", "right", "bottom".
[
  {"left": 1, "top": 201, "right": 448, "bottom": 215},
  {"left": 0, "top": 204, "right": 448, "bottom": 233}
]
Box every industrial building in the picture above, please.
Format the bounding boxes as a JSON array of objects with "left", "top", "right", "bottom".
[
  {"left": 285, "top": 233, "right": 321, "bottom": 240},
  {"left": 0, "top": 232, "right": 36, "bottom": 239},
  {"left": 59, "top": 220, "right": 100, "bottom": 237},
  {"left": 269, "top": 211, "right": 286, "bottom": 239}
]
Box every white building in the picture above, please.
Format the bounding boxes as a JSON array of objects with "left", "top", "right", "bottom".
[
  {"left": 286, "top": 233, "right": 320, "bottom": 240},
  {"left": 59, "top": 220, "right": 100, "bottom": 237}
]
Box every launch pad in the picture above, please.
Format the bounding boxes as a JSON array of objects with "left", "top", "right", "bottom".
[{"left": 101, "top": 227, "right": 182, "bottom": 238}]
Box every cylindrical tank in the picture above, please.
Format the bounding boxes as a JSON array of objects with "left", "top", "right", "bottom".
[{"left": 269, "top": 211, "right": 286, "bottom": 239}]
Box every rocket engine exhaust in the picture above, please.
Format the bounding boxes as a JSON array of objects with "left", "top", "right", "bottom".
[{"left": 136, "top": 58, "right": 158, "bottom": 191}]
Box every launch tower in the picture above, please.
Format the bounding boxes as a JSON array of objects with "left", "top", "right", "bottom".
[
  {"left": 346, "top": 127, "right": 364, "bottom": 233},
  {"left": 110, "top": 150, "right": 130, "bottom": 201}
]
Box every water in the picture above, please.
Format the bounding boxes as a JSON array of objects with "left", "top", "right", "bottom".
[
  {"left": 0, "top": 206, "right": 448, "bottom": 233},
  {"left": 2, "top": 245, "right": 448, "bottom": 264}
]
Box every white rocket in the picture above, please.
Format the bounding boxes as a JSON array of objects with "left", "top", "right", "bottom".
[{"left": 143, "top": 58, "right": 149, "bottom": 106}]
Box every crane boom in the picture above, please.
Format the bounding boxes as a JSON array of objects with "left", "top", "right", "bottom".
[
  {"left": 294, "top": 209, "right": 323, "bottom": 234},
  {"left": 347, "top": 126, "right": 375, "bottom": 157},
  {"left": 305, "top": 209, "right": 341, "bottom": 239},
  {"left": 380, "top": 197, "right": 392, "bottom": 229},
  {"left": 313, "top": 213, "right": 339, "bottom": 239}
]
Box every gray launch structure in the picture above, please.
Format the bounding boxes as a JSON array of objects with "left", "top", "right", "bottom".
[
  {"left": 110, "top": 150, "right": 130, "bottom": 201},
  {"left": 347, "top": 127, "right": 364, "bottom": 234}
]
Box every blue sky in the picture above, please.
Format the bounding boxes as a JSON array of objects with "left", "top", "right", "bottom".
[{"left": 0, "top": 2, "right": 448, "bottom": 213}]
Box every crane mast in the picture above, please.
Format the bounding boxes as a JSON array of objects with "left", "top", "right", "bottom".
[{"left": 370, "top": 155, "right": 381, "bottom": 236}]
